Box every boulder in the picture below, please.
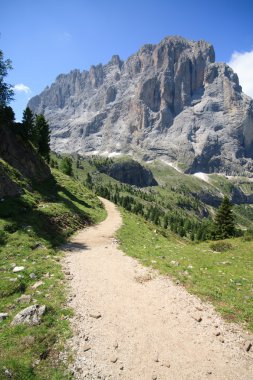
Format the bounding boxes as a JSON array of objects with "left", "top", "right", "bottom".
[{"left": 11, "top": 305, "right": 46, "bottom": 326}]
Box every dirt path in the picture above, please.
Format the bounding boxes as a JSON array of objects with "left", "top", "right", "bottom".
[{"left": 63, "top": 198, "right": 253, "bottom": 380}]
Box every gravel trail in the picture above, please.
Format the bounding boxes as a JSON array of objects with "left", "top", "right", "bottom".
[{"left": 63, "top": 198, "right": 253, "bottom": 380}]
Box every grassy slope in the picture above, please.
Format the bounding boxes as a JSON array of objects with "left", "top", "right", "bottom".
[
  {"left": 117, "top": 210, "right": 253, "bottom": 332},
  {"left": 0, "top": 169, "right": 105, "bottom": 380}
]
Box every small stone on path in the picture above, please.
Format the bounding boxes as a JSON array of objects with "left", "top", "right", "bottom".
[
  {"left": 89, "top": 312, "right": 101, "bottom": 319},
  {"left": 110, "top": 356, "right": 118, "bottom": 363},
  {"left": 83, "top": 345, "right": 91, "bottom": 352},
  {"left": 244, "top": 341, "right": 252, "bottom": 352},
  {"left": 192, "top": 314, "right": 202, "bottom": 322}
]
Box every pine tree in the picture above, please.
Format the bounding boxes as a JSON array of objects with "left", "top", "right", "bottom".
[
  {"left": 34, "top": 114, "right": 50, "bottom": 162},
  {"left": 214, "top": 196, "right": 235, "bottom": 239},
  {"left": 21, "top": 107, "right": 34, "bottom": 140}
]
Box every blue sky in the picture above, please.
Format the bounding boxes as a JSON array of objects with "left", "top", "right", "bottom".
[{"left": 1, "top": 0, "right": 253, "bottom": 120}]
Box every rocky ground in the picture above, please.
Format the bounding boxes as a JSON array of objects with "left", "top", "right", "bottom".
[{"left": 62, "top": 198, "right": 253, "bottom": 380}]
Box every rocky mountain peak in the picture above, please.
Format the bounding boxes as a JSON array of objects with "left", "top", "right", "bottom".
[
  {"left": 28, "top": 35, "right": 253, "bottom": 176},
  {"left": 109, "top": 55, "right": 123, "bottom": 68}
]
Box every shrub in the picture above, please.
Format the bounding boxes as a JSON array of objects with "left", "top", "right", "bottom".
[{"left": 209, "top": 241, "right": 233, "bottom": 252}]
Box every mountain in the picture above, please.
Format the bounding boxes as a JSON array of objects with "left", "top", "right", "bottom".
[{"left": 28, "top": 36, "right": 253, "bottom": 176}]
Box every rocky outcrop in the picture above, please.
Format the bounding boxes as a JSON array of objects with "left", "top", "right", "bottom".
[
  {"left": 97, "top": 159, "right": 158, "bottom": 187},
  {"left": 0, "top": 125, "right": 51, "bottom": 182},
  {"left": 28, "top": 36, "right": 253, "bottom": 176},
  {"left": 11, "top": 305, "right": 46, "bottom": 326}
]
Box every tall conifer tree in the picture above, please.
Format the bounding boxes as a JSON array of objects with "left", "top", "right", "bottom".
[
  {"left": 214, "top": 196, "right": 235, "bottom": 239},
  {"left": 34, "top": 114, "right": 50, "bottom": 162},
  {"left": 21, "top": 107, "right": 34, "bottom": 140}
]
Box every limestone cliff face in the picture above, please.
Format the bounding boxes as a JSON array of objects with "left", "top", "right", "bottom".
[{"left": 28, "top": 36, "right": 253, "bottom": 175}]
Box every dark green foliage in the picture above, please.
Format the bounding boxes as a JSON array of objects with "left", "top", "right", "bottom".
[
  {"left": 214, "top": 196, "right": 235, "bottom": 239},
  {"left": 0, "top": 105, "right": 15, "bottom": 128},
  {"left": 50, "top": 158, "right": 58, "bottom": 169},
  {"left": 60, "top": 157, "right": 73, "bottom": 176},
  {"left": 85, "top": 172, "right": 93, "bottom": 189},
  {"left": 21, "top": 107, "right": 34, "bottom": 140},
  {"left": 33, "top": 115, "right": 51, "bottom": 162},
  {"left": 0, "top": 50, "right": 14, "bottom": 107}
]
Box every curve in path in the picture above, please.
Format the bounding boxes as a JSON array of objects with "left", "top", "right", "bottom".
[{"left": 63, "top": 198, "right": 253, "bottom": 380}]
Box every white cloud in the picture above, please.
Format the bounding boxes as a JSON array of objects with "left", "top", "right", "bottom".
[
  {"left": 228, "top": 49, "right": 253, "bottom": 98},
  {"left": 14, "top": 83, "right": 31, "bottom": 94}
]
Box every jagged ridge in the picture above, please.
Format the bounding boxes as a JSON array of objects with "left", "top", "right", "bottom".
[{"left": 28, "top": 36, "right": 253, "bottom": 176}]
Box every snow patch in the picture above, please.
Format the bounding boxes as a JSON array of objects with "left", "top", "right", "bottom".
[
  {"left": 108, "top": 151, "right": 122, "bottom": 158},
  {"left": 83, "top": 150, "right": 99, "bottom": 156},
  {"left": 193, "top": 172, "right": 210, "bottom": 183}
]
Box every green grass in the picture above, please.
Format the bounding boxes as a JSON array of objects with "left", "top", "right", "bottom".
[
  {"left": 0, "top": 169, "right": 106, "bottom": 379},
  {"left": 117, "top": 209, "right": 253, "bottom": 332}
]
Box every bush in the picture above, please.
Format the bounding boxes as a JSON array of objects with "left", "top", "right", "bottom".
[
  {"left": 210, "top": 241, "right": 233, "bottom": 252},
  {"left": 60, "top": 157, "right": 73, "bottom": 176},
  {"left": 3, "top": 221, "right": 19, "bottom": 233},
  {"left": 241, "top": 232, "right": 253, "bottom": 242}
]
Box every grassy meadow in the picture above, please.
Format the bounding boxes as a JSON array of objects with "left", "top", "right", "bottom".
[
  {"left": 117, "top": 209, "right": 253, "bottom": 332},
  {"left": 0, "top": 169, "right": 105, "bottom": 379}
]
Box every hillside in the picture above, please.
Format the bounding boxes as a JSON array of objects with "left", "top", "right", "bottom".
[
  {"left": 28, "top": 36, "right": 253, "bottom": 176},
  {"left": 0, "top": 167, "right": 105, "bottom": 379},
  {"left": 0, "top": 123, "right": 51, "bottom": 198},
  {"left": 0, "top": 124, "right": 106, "bottom": 379}
]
